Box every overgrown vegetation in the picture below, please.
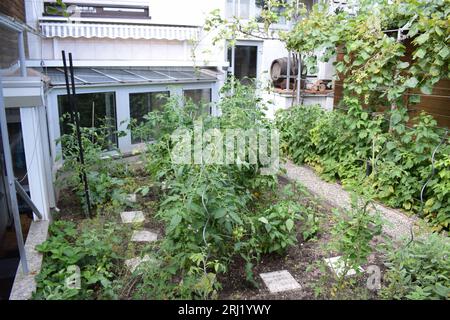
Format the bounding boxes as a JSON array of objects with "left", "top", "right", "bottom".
[
  {"left": 34, "top": 1, "right": 449, "bottom": 301},
  {"left": 57, "top": 120, "right": 135, "bottom": 213},
  {"left": 37, "top": 83, "right": 448, "bottom": 300},
  {"left": 284, "top": 0, "right": 449, "bottom": 111},
  {"left": 381, "top": 234, "right": 450, "bottom": 300},
  {"left": 329, "top": 195, "right": 383, "bottom": 287},
  {"left": 34, "top": 220, "right": 126, "bottom": 300},
  {"left": 276, "top": 103, "right": 449, "bottom": 231},
  {"left": 128, "top": 79, "right": 309, "bottom": 298}
]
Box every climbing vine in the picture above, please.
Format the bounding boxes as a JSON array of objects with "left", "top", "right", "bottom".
[{"left": 283, "top": 0, "right": 449, "bottom": 110}]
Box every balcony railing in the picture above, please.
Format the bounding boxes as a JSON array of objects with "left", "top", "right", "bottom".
[{"left": 39, "top": 20, "right": 200, "bottom": 41}]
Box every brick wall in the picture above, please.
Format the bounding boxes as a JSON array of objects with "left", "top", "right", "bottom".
[{"left": 0, "top": 0, "right": 26, "bottom": 21}]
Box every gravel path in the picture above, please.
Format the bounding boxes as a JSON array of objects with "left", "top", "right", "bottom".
[{"left": 283, "top": 160, "right": 418, "bottom": 241}]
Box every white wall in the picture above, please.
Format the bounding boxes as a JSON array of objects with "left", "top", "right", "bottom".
[
  {"left": 149, "top": 0, "right": 223, "bottom": 26},
  {"left": 26, "top": 0, "right": 291, "bottom": 73},
  {"left": 42, "top": 38, "right": 187, "bottom": 62},
  {"left": 26, "top": 0, "right": 228, "bottom": 68},
  {"left": 260, "top": 39, "right": 288, "bottom": 84}
]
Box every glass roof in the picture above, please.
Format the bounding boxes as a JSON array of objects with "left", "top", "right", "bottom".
[{"left": 40, "top": 67, "right": 217, "bottom": 86}]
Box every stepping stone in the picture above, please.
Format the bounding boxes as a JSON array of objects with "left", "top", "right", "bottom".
[
  {"left": 131, "top": 229, "right": 158, "bottom": 243},
  {"left": 125, "top": 255, "right": 160, "bottom": 273},
  {"left": 126, "top": 194, "right": 137, "bottom": 203},
  {"left": 324, "top": 256, "right": 363, "bottom": 277},
  {"left": 260, "top": 270, "right": 301, "bottom": 293},
  {"left": 120, "top": 211, "right": 145, "bottom": 224}
]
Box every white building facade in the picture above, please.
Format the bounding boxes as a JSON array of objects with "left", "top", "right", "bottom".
[{"left": 24, "top": 0, "right": 293, "bottom": 166}]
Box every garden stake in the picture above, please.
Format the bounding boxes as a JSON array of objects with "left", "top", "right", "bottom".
[{"left": 62, "top": 50, "right": 92, "bottom": 218}]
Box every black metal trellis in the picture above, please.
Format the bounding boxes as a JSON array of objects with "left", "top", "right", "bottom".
[{"left": 61, "top": 50, "right": 92, "bottom": 218}]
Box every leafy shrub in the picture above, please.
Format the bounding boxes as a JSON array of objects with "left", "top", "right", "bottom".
[
  {"left": 57, "top": 120, "right": 131, "bottom": 212},
  {"left": 276, "top": 103, "right": 449, "bottom": 231},
  {"left": 130, "top": 79, "right": 305, "bottom": 297},
  {"left": 132, "top": 251, "right": 225, "bottom": 300},
  {"left": 275, "top": 103, "right": 323, "bottom": 163},
  {"left": 381, "top": 234, "right": 450, "bottom": 300},
  {"left": 34, "top": 220, "right": 124, "bottom": 300},
  {"left": 423, "top": 146, "right": 450, "bottom": 229},
  {"left": 329, "top": 195, "right": 383, "bottom": 283},
  {"left": 255, "top": 200, "right": 301, "bottom": 254}
]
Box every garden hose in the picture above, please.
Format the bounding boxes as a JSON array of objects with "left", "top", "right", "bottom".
[{"left": 406, "top": 128, "right": 448, "bottom": 246}]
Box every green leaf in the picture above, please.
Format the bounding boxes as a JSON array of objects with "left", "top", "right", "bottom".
[
  {"left": 391, "top": 113, "right": 402, "bottom": 125},
  {"left": 285, "top": 219, "right": 294, "bottom": 232},
  {"left": 168, "top": 214, "right": 182, "bottom": 231},
  {"left": 335, "top": 62, "right": 345, "bottom": 73},
  {"left": 258, "top": 217, "right": 269, "bottom": 224},
  {"left": 409, "top": 94, "right": 421, "bottom": 104},
  {"left": 212, "top": 207, "right": 227, "bottom": 219},
  {"left": 438, "top": 46, "right": 449, "bottom": 59},
  {"left": 415, "top": 33, "right": 429, "bottom": 45},
  {"left": 404, "top": 77, "right": 418, "bottom": 88},
  {"left": 386, "top": 141, "right": 396, "bottom": 150},
  {"left": 414, "top": 48, "right": 426, "bottom": 59},
  {"left": 434, "top": 283, "right": 449, "bottom": 297}
]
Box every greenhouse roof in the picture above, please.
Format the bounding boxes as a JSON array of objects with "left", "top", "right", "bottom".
[{"left": 39, "top": 67, "right": 218, "bottom": 87}]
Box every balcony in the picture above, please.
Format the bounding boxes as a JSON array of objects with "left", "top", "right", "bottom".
[{"left": 39, "top": 18, "right": 200, "bottom": 41}]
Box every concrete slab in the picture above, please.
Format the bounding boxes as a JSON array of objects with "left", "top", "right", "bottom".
[
  {"left": 9, "top": 220, "right": 49, "bottom": 300},
  {"left": 324, "top": 256, "right": 363, "bottom": 277},
  {"left": 120, "top": 211, "right": 145, "bottom": 224},
  {"left": 131, "top": 230, "right": 157, "bottom": 243},
  {"left": 125, "top": 255, "right": 159, "bottom": 273},
  {"left": 260, "top": 270, "right": 301, "bottom": 293}
]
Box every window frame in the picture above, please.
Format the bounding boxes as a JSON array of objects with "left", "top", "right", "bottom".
[
  {"left": 128, "top": 90, "right": 170, "bottom": 144},
  {"left": 227, "top": 40, "right": 263, "bottom": 82},
  {"left": 182, "top": 88, "right": 213, "bottom": 115},
  {"left": 56, "top": 91, "right": 119, "bottom": 151}
]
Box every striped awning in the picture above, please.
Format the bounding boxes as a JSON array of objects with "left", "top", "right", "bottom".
[{"left": 40, "top": 22, "right": 199, "bottom": 41}]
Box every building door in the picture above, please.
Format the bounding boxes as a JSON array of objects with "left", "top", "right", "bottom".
[{"left": 228, "top": 42, "right": 261, "bottom": 85}]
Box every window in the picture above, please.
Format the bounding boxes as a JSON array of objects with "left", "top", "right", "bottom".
[
  {"left": 4, "top": 109, "right": 32, "bottom": 212},
  {"left": 44, "top": 2, "right": 149, "bottom": 19},
  {"left": 226, "top": 0, "right": 251, "bottom": 19},
  {"left": 256, "top": 0, "right": 287, "bottom": 24},
  {"left": 129, "top": 91, "right": 169, "bottom": 144},
  {"left": 183, "top": 89, "right": 212, "bottom": 115},
  {"left": 228, "top": 45, "right": 258, "bottom": 84},
  {"left": 58, "top": 92, "right": 117, "bottom": 150},
  {"left": 5, "top": 109, "right": 27, "bottom": 184}
]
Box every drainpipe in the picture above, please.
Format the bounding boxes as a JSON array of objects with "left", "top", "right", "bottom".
[
  {"left": 18, "top": 31, "right": 27, "bottom": 77},
  {"left": 286, "top": 52, "right": 291, "bottom": 90},
  {"left": 296, "top": 53, "right": 301, "bottom": 104}
]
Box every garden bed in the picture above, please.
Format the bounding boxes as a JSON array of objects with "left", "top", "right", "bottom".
[
  {"left": 32, "top": 80, "right": 449, "bottom": 301},
  {"left": 45, "top": 168, "right": 386, "bottom": 300}
]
